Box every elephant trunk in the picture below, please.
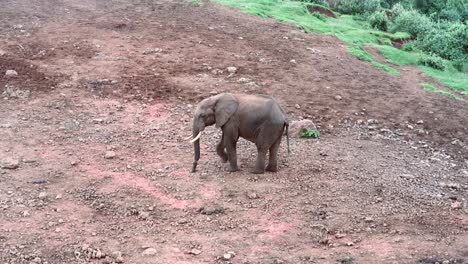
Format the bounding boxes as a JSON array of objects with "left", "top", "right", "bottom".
[{"left": 191, "top": 126, "right": 201, "bottom": 173}]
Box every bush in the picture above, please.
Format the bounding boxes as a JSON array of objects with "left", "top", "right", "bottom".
[
  {"left": 311, "top": 12, "right": 326, "bottom": 21},
  {"left": 389, "top": 8, "right": 433, "bottom": 37},
  {"left": 439, "top": 9, "right": 462, "bottom": 21},
  {"left": 369, "top": 11, "right": 388, "bottom": 31},
  {"left": 337, "top": 0, "right": 381, "bottom": 16},
  {"left": 416, "top": 21, "right": 467, "bottom": 70},
  {"left": 401, "top": 41, "right": 417, "bottom": 51},
  {"left": 418, "top": 54, "right": 447, "bottom": 70},
  {"left": 298, "top": 0, "right": 330, "bottom": 7}
]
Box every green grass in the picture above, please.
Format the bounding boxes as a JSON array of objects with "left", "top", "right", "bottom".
[
  {"left": 420, "top": 83, "right": 461, "bottom": 100},
  {"left": 373, "top": 44, "right": 420, "bottom": 66},
  {"left": 346, "top": 46, "right": 373, "bottom": 62},
  {"left": 212, "top": 0, "right": 466, "bottom": 92},
  {"left": 419, "top": 67, "right": 468, "bottom": 93},
  {"left": 371, "top": 61, "right": 400, "bottom": 75}
]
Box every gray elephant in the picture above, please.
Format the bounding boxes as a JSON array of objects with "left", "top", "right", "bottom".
[{"left": 185, "top": 92, "right": 289, "bottom": 174}]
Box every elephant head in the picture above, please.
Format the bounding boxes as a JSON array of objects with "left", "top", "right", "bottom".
[{"left": 186, "top": 93, "right": 239, "bottom": 172}]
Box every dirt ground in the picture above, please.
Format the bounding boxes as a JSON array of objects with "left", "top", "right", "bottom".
[{"left": 1, "top": 0, "right": 467, "bottom": 263}]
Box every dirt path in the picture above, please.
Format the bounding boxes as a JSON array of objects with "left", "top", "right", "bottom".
[{"left": 1, "top": 1, "right": 467, "bottom": 264}]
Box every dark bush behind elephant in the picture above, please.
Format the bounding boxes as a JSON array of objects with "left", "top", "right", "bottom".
[{"left": 186, "top": 92, "right": 289, "bottom": 174}]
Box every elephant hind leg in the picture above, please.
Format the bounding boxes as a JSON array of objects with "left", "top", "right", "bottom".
[
  {"left": 216, "top": 133, "right": 228, "bottom": 163},
  {"left": 266, "top": 135, "right": 282, "bottom": 172},
  {"left": 252, "top": 145, "right": 267, "bottom": 174}
]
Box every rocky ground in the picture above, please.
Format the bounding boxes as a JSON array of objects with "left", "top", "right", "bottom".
[{"left": 1, "top": 0, "right": 467, "bottom": 263}]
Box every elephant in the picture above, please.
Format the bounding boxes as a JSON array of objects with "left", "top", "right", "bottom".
[{"left": 185, "top": 92, "right": 289, "bottom": 174}]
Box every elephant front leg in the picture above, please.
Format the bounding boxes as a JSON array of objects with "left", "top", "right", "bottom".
[
  {"left": 224, "top": 135, "right": 239, "bottom": 172},
  {"left": 216, "top": 133, "right": 228, "bottom": 163}
]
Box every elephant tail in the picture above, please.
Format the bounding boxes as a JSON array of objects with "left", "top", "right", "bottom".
[{"left": 284, "top": 122, "right": 290, "bottom": 154}]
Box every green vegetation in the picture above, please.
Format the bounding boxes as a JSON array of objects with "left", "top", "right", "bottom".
[
  {"left": 300, "top": 129, "right": 321, "bottom": 138},
  {"left": 420, "top": 83, "right": 461, "bottom": 100},
  {"left": 212, "top": 0, "right": 467, "bottom": 94},
  {"left": 374, "top": 44, "right": 420, "bottom": 65}
]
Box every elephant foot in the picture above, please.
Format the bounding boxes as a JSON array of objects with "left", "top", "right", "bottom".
[
  {"left": 227, "top": 165, "right": 239, "bottom": 172},
  {"left": 265, "top": 164, "right": 278, "bottom": 172},
  {"left": 251, "top": 168, "right": 265, "bottom": 174}
]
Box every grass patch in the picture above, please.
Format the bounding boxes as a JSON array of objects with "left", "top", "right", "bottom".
[
  {"left": 420, "top": 83, "right": 461, "bottom": 100},
  {"left": 371, "top": 61, "right": 400, "bottom": 75},
  {"left": 374, "top": 44, "right": 420, "bottom": 66},
  {"left": 347, "top": 46, "right": 373, "bottom": 62},
  {"left": 419, "top": 67, "right": 468, "bottom": 93}
]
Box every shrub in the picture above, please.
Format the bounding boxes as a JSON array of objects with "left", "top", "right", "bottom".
[
  {"left": 298, "top": 0, "right": 330, "bottom": 7},
  {"left": 389, "top": 8, "right": 433, "bottom": 37},
  {"left": 337, "top": 0, "right": 381, "bottom": 16},
  {"left": 311, "top": 12, "right": 326, "bottom": 21},
  {"left": 418, "top": 54, "right": 447, "bottom": 70},
  {"left": 416, "top": 21, "right": 467, "bottom": 70},
  {"left": 401, "top": 41, "right": 417, "bottom": 51},
  {"left": 439, "top": 9, "right": 462, "bottom": 22},
  {"left": 369, "top": 11, "right": 388, "bottom": 31}
]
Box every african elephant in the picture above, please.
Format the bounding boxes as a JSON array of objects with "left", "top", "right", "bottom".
[{"left": 185, "top": 92, "right": 289, "bottom": 174}]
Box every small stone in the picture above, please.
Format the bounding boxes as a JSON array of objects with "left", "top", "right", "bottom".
[
  {"left": 22, "top": 211, "right": 30, "bottom": 217},
  {"left": 335, "top": 233, "right": 346, "bottom": 239},
  {"left": 104, "top": 151, "right": 116, "bottom": 159},
  {"left": 417, "top": 120, "right": 424, "bottom": 124},
  {"left": 346, "top": 242, "right": 354, "bottom": 246},
  {"left": 55, "top": 194, "right": 62, "bottom": 199},
  {"left": 238, "top": 37, "right": 244, "bottom": 40},
  {"left": 226, "top": 67, "right": 237, "bottom": 73},
  {"left": 38, "top": 192, "right": 48, "bottom": 199},
  {"left": 364, "top": 217, "right": 373, "bottom": 223},
  {"left": 290, "top": 59, "right": 296, "bottom": 64},
  {"left": 32, "top": 257, "right": 41, "bottom": 263},
  {"left": 199, "top": 204, "right": 224, "bottom": 215},
  {"left": 0, "top": 157, "right": 20, "bottom": 169},
  {"left": 5, "top": 70, "right": 18, "bottom": 77},
  {"left": 246, "top": 191, "right": 259, "bottom": 199},
  {"left": 142, "top": 247, "right": 157, "bottom": 256},
  {"left": 139, "top": 211, "right": 150, "bottom": 220},
  {"left": 55, "top": 227, "right": 61, "bottom": 233},
  {"left": 334, "top": 95, "right": 342, "bottom": 100},
  {"left": 116, "top": 256, "right": 124, "bottom": 263},
  {"left": 178, "top": 218, "right": 188, "bottom": 224},
  {"left": 451, "top": 201, "right": 462, "bottom": 209},
  {"left": 222, "top": 253, "right": 233, "bottom": 260},
  {"left": 96, "top": 250, "right": 103, "bottom": 259},
  {"left": 407, "top": 125, "right": 414, "bottom": 129},
  {"left": 189, "top": 249, "right": 202, "bottom": 255}
]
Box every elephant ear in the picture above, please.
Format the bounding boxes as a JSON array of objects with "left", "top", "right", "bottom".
[{"left": 215, "top": 93, "right": 239, "bottom": 128}]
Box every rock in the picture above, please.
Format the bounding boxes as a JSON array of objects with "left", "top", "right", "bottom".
[
  {"left": 0, "top": 157, "right": 20, "bottom": 169},
  {"left": 5, "top": 70, "right": 18, "bottom": 77},
  {"left": 334, "top": 95, "right": 342, "bottom": 100},
  {"left": 364, "top": 217, "right": 373, "bottom": 223},
  {"left": 104, "top": 151, "right": 116, "bottom": 159},
  {"left": 407, "top": 125, "right": 414, "bottom": 129},
  {"left": 289, "top": 119, "right": 317, "bottom": 138},
  {"left": 112, "top": 251, "right": 123, "bottom": 263},
  {"left": 451, "top": 201, "right": 462, "bottom": 209},
  {"left": 246, "top": 191, "right": 259, "bottom": 199},
  {"left": 417, "top": 120, "right": 424, "bottom": 124},
  {"left": 139, "top": 211, "right": 150, "bottom": 220},
  {"left": 116, "top": 256, "right": 124, "bottom": 263},
  {"left": 295, "top": 104, "right": 301, "bottom": 109},
  {"left": 222, "top": 252, "right": 235, "bottom": 260},
  {"left": 38, "top": 192, "right": 48, "bottom": 199},
  {"left": 226, "top": 67, "right": 237, "bottom": 73},
  {"left": 142, "top": 248, "right": 157, "bottom": 256},
  {"left": 22, "top": 210, "right": 30, "bottom": 217},
  {"left": 199, "top": 204, "right": 224, "bottom": 215},
  {"left": 189, "top": 249, "right": 202, "bottom": 255},
  {"left": 32, "top": 257, "right": 42, "bottom": 263},
  {"left": 290, "top": 59, "right": 297, "bottom": 64}
]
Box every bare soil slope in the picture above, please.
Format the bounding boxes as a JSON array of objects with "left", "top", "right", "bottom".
[{"left": 1, "top": 1, "right": 467, "bottom": 263}]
